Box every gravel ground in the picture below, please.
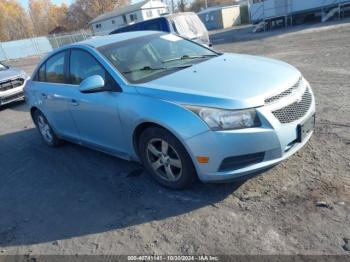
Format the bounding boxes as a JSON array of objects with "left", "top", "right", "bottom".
[{"left": 0, "top": 21, "right": 350, "bottom": 255}]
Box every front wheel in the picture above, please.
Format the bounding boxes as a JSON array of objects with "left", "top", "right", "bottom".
[{"left": 139, "top": 127, "right": 197, "bottom": 189}]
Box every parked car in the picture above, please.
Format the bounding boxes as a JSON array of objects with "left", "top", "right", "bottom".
[
  {"left": 109, "top": 12, "right": 211, "bottom": 46},
  {"left": 24, "top": 31, "right": 315, "bottom": 189},
  {"left": 0, "top": 62, "right": 28, "bottom": 106}
]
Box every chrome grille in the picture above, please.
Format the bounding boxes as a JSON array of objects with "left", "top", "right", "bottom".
[
  {"left": 0, "top": 78, "right": 24, "bottom": 92},
  {"left": 265, "top": 77, "right": 302, "bottom": 105},
  {"left": 272, "top": 88, "right": 312, "bottom": 124}
]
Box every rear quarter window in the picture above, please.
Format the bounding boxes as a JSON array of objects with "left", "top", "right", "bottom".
[
  {"left": 45, "top": 52, "right": 65, "bottom": 83},
  {"left": 38, "top": 63, "right": 46, "bottom": 82}
]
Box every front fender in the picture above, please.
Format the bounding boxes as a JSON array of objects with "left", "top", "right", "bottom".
[{"left": 117, "top": 92, "right": 210, "bottom": 160}]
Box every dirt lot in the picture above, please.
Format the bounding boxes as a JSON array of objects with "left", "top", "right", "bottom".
[{"left": 1, "top": 21, "right": 350, "bottom": 255}]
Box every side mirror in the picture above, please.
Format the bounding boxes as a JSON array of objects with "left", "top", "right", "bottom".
[{"left": 79, "top": 75, "right": 105, "bottom": 94}]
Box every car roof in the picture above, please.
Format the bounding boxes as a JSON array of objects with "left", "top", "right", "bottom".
[
  {"left": 110, "top": 12, "right": 197, "bottom": 33},
  {"left": 110, "top": 16, "right": 168, "bottom": 33},
  {"left": 79, "top": 31, "right": 160, "bottom": 48}
]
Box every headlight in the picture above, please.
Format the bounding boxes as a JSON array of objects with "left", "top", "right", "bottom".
[{"left": 185, "top": 106, "right": 261, "bottom": 131}]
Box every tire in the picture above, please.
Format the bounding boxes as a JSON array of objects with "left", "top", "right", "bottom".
[
  {"left": 33, "top": 110, "right": 63, "bottom": 147},
  {"left": 139, "top": 127, "right": 197, "bottom": 189}
]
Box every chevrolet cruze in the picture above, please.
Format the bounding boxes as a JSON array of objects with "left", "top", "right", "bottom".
[{"left": 24, "top": 31, "right": 315, "bottom": 189}]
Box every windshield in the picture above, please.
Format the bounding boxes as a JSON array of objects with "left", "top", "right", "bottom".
[
  {"left": 0, "top": 63, "right": 8, "bottom": 71},
  {"left": 98, "top": 33, "right": 218, "bottom": 83}
]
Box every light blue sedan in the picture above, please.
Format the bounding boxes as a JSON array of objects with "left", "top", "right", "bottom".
[{"left": 24, "top": 31, "right": 315, "bottom": 189}]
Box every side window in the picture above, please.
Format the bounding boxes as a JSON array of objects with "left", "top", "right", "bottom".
[
  {"left": 46, "top": 52, "right": 65, "bottom": 83},
  {"left": 130, "top": 13, "right": 138, "bottom": 22},
  {"left": 69, "top": 49, "right": 106, "bottom": 85}
]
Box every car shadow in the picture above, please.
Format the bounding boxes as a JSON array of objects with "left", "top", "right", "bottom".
[{"left": 0, "top": 128, "right": 246, "bottom": 247}]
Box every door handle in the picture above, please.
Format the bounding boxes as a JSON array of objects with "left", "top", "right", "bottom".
[
  {"left": 41, "top": 93, "right": 47, "bottom": 99},
  {"left": 71, "top": 99, "right": 79, "bottom": 106}
]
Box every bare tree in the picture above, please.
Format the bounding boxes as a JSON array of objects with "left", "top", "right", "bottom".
[
  {"left": 0, "top": 0, "right": 131, "bottom": 40},
  {"left": 177, "top": 0, "right": 188, "bottom": 12},
  {"left": 0, "top": 0, "right": 33, "bottom": 41},
  {"left": 29, "top": 0, "right": 69, "bottom": 36},
  {"left": 65, "top": 0, "right": 130, "bottom": 30}
]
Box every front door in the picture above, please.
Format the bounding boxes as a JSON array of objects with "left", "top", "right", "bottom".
[{"left": 66, "top": 49, "right": 125, "bottom": 156}]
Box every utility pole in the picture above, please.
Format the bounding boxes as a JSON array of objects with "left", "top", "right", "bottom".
[{"left": 171, "top": 0, "right": 175, "bottom": 13}]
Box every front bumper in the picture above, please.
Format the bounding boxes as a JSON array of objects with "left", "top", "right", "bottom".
[
  {"left": 0, "top": 83, "right": 26, "bottom": 106},
  {"left": 184, "top": 89, "right": 316, "bottom": 183}
]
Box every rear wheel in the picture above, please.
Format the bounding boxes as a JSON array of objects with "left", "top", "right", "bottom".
[
  {"left": 139, "top": 127, "right": 197, "bottom": 189},
  {"left": 33, "top": 110, "right": 62, "bottom": 147}
]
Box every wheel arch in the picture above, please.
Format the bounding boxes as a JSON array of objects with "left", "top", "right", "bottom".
[
  {"left": 30, "top": 106, "right": 40, "bottom": 122},
  {"left": 132, "top": 121, "right": 197, "bottom": 166},
  {"left": 133, "top": 122, "right": 172, "bottom": 158},
  {"left": 132, "top": 121, "right": 200, "bottom": 183}
]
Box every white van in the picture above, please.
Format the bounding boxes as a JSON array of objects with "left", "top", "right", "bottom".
[{"left": 110, "top": 12, "right": 211, "bottom": 46}]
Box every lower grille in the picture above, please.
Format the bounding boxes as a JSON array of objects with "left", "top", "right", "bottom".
[
  {"left": 0, "top": 78, "right": 24, "bottom": 92},
  {"left": 0, "top": 92, "right": 24, "bottom": 105},
  {"left": 272, "top": 88, "right": 312, "bottom": 124},
  {"left": 219, "top": 152, "right": 265, "bottom": 172}
]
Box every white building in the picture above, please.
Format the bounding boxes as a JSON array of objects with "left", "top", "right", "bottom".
[
  {"left": 89, "top": 0, "right": 168, "bottom": 35},
  {"left": 249, "top": 0, "right": 350, "bottom": 23}
]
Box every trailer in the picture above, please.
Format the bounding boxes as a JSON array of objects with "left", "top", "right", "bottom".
[{"left": 249, "top": 0, "right": 350, "bottom": 32}]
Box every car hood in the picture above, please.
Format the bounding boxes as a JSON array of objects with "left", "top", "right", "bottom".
[
  {"left": 135, "top": 53, "right": 302, "bottom": 109},
  {"left": 0, "top": 67, "right": 26, "bottom": 81}
]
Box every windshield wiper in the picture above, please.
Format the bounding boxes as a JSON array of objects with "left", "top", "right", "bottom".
[
  {"left": 122, "top": 66, "right": 166, "bottom": 74},
  {"left": 162, "top": 54, "right": 218, "bottom": 63},
  {"left": 122, "top": 65, "right": 192, "bottom": 74}
]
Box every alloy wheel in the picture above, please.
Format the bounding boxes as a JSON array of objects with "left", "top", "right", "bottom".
[{"left": 146, "top": 138, "right": 183, "bottom": 182}]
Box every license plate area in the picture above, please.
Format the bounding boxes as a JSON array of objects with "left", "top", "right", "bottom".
[{"left": 297, "top": 114, "right": 315, "bottom": 142}]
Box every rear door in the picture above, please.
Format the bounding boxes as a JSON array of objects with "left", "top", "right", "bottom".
[
  {"left": 32, "top": 51, "right": 79, "bottom": 140},
  {"left": 65, "top": 48, "right": 125, "bottom": 156}
]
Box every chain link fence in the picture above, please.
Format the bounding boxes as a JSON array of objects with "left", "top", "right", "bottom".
[
  {"left": 0, "top": 30, "right": 93, "bottom": 61},
  {"left": 47, "top": 30, "right": 93, "bottom": 49}
]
